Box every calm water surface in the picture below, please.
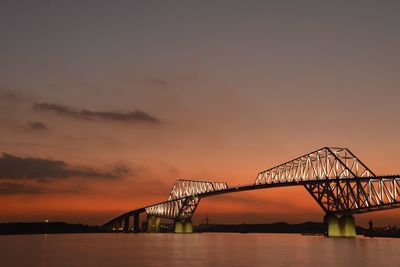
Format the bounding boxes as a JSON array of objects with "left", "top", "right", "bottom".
[{"left": 0, "top": 233, "right": 399, "bottom": 267}]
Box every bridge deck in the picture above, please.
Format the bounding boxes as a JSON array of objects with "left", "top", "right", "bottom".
[{"left": 103, "top": 175, "right": 400, "bottom": 227}]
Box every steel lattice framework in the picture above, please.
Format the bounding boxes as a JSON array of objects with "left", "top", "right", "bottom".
[
  {"left": 254, "top": 147, "right": 400, "bottom": 215},
  {"left": 168, "top": 179, "right": 228, "bottom": 200},
  {"left": 254, "top": 147, "right": 374, "bottom": 185},
  {"left": 103, "top": 147, "right": 400, "bottom": 229},
  {"left": 304, "top": 176, "right": 400, "bottom": 215},
  {"left": 145, "top": 179, "right": 228, "bottom": 222}
]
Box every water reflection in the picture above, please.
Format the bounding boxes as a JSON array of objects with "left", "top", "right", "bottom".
[{"left": 0, "top": 233, "right": 399, "bottom": 267}]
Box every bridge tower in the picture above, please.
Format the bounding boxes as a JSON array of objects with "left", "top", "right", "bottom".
[
  {"left": 254, "top": 147, "right": 378, "bottom": 237},
  {"left": 145, "top": 179, "right": 228, "bottom": 234}
]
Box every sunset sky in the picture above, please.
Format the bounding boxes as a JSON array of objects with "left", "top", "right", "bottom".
[{"left": 1, "top": 1, "right": 400, "bottom": 227}]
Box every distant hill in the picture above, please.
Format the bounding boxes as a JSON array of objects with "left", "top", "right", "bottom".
[{"left": 0, "top": 222, "right": 104, "bottom": 235}]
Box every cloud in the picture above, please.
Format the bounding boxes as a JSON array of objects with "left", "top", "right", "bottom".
[
  {"left": 33, "top": 103, "right": 160, "bottom": 124},
  {"left": 0, "top": 182, "right": 42, "bottom": 195},
  {"left": 0, "top": 92, "right": 18, "bottom": 101},
  {"left": 0, "top": 89, "right": 29, "bottom": 103},
  {"left": 28, "top": 121, "right": 47, "bottom": 130},
  {"left": 0, "top": 153, "right": 129, "bottom": 181},
  {"left": 148, "top": 77, "right": 168, "bottom": 88},
  {"left": 112, "top": 164, "right": 131, "bottom": 177}
]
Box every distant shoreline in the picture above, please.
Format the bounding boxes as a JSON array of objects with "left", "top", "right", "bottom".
[
  {"left": 0, "top": 222, "right": 105, "bottom": 235},
  {"left": 1, "top": 221, "right": 399, "bottom": 238}
]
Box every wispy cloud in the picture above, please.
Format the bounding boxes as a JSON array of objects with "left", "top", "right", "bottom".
[
  {"left": 33, "top": 103, "right": 160, "bottom": 124},
  {"left": 28, "top": 121, "right": 47, "bottom": 130},
  {"left": 0, "top": 182, "right": 42, "bottom": 195},
  {"left": 0, "top": 153, "right": 130, "bottom": 181},
  {"left": 0, "top": 92, "right": 19, "bottom": 101},
  {"left": 148, "top": 77, "right": 168, "bottom": 88},
  {"left": 0, "top": 89, "right": 30, "bottom": 103}
]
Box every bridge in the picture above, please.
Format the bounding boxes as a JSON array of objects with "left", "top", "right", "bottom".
[{"left": 103, "top": 147, "right": 400, "bottom": 237}]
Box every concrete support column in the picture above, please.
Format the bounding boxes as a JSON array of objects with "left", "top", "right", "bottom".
[
  {"left": 325, "top": 215, "right": 356, "bottom": 238},
  {"left": 155, "top": 217, "right": 161, "bottom": 233},
  {"left": 123, "top": 216, "right": 130, "bottom": 233},
  {"left": 184, "top": 221, "right": 193, "bottom": 233},
  {"left": 117, "top": 220, "right": 123, "bottom": 232},
  {"left": 174, "top": 221, "right": 193, "bottom": 234},
  {"left": 147, "top": 215, "right": 155, "bottom": 232},
  {"left": 326, "top": 215, "right": 341, "bottom": 237},
  {"left": 133, "top": 214, "right": 140, "bottom": 233},
  {"left": 174, "top": 221, "right": 183, "bottom": 233},
  {"left": 340, "top": 215, "right": 356, "bottom": 237},
  {"left": 146, "top": 216, "right": 161, "bottom": 233}
]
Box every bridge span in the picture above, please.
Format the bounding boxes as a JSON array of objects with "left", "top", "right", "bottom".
[{"left": 103, "top": 147, "right": 400, "bottom": 237}]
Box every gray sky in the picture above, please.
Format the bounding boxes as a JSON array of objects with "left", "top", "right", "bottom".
[{"left": 0, "top": 1, "right": 400, "bottom": 225}]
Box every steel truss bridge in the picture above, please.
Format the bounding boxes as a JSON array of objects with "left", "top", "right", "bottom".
[{"left": 103, "top": 147, "right": 400, "bottom": 236}]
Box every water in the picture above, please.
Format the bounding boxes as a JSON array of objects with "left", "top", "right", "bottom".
[{"left": 0, "top": 233, "right": 399, "bottom": 267}]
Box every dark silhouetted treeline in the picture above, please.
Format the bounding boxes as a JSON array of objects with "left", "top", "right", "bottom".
[{"left": 0, "top": 222, "right": 106, "bottom": 235}]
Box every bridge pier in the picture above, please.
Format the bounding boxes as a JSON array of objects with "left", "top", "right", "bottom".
[
  {"left": 341, "top": 215, "right": 356, "bottom": 237},
  {"left": 174, "top": 221, "right": 183, "bottom": 233},
  {"left": 113, "top": 221, "right": 122, "bottom": 232},
  {"left": 174, "top": 221, "right": 193, "bottom": 234},
  {"left": 155, "top": 217, "right": 161, "bottom": 232},
  {"left": 185, "top": 221, "right": 193, "bottom": 233},
  {"left": 133, "top": 214, "right": 140, "bottom": 233},
  {"left": 325, "top": 215, "right": 356, "bottom": 238},
  {"left": 123, "top": 216, "right": 130, "bottom": 232},
  {"left": 146, "top": 216, "right": 154, "bottom": 232},
  {"left": 146, "top": 216, "right": 161, "bottom": 233}
]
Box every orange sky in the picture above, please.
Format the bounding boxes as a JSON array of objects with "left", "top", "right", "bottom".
[{"left": 0, "top": 1, "right": 400, "bottom": 227}]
